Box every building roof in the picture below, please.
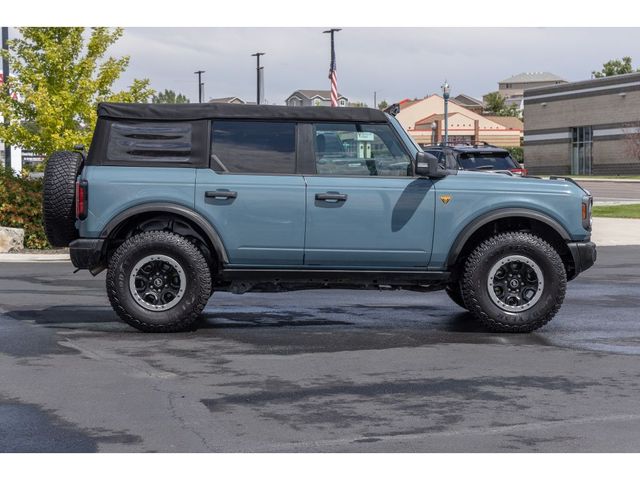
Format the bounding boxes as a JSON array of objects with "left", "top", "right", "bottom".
[
  {"left": 97, "top": 102, "right": 386, "bottom": 122},
  {"left": 499, "top": 72, "right": 566, "bottom": 84},
  {"left": 287, "top": 89, "right": 347, "bottom": 101},
  {"left": 483, "top": 115, "right": 524, "bottom": 130},
  {"left": 524, "top": 71, "right": 640, "bottom": 98},
  {"left": 208, "top": 97, "right": 245, "bottom": 104},
  {"left": 415, "top": 111, "right": 473, "bottom": 126},
  {"left": 452, "top": 94, "right": 483, "bottom": 107}
]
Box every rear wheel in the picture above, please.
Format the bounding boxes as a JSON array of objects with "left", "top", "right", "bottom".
[
  {"left": 461, "top": 232, "right": 566, "bottom": 333},
  {"left": 106, "top": 231, "right": 212, "bottom": 332}
]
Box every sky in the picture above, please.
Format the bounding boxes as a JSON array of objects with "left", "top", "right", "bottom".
[{"left": 9, "top": 27, "right": 640, "bottom": 106}]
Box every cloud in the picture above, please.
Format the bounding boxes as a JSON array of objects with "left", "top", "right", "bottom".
[{"left": 12, "top": 27, "right": 640, "bottom": 105}]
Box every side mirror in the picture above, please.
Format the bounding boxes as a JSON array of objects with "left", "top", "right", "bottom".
[{"left": 415, "top": 152, "right": 447, "bottom": 178}]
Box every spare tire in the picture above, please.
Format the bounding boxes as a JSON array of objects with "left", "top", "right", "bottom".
[{"left": 42, "top": 150, "right": 84, "bottom": 247}]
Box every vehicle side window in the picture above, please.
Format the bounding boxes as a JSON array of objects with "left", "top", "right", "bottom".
[
  {"left": 313, "top": 123, "right": 411, "bottom": 176},
  {"left": 211, "top": 121, "right": 296, "bottom": 174},
  {"left": 107, "top": 122, "right": 192, "bottom": 163}
]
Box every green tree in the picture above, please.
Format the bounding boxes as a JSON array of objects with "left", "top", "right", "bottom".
[
  {"left": 0, "top": 27, "right": 154, "bottom": 157},
  {"left": 483, "top": 91, "right": 521, "bottom": 118},
  {"left": 484, "top": 91, "right": 507, "bottom": 115},
  {"left": 152, "top": 89, "right": 190, "bottom": 104},
  {"left": 378, "top": 100, "right": 388, "bottom": 110},
  {"left": 592, "top": 56, "right": 639, "bottom": 78}
]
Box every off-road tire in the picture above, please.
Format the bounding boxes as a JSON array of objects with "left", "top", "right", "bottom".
[
  {"left": 42, "top": 150, "right": 84, "bottom": 247},
  {"left": 461, "top": 232, "right": 566, "bottom": 333},
  {"left": 106, "top": 231, "right": 212, "bottom": 333},
  {"left": 445, "top": 282, "right": 467, "bottom": 309}
]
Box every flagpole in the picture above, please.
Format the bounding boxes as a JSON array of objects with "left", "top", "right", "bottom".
[{"left": 323, "top": 28, "right": 341, "bottom": 107}]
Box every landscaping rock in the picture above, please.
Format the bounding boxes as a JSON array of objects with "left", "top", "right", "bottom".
[{"left": 0, "top": 227, "right": 25, "bottom": 253}]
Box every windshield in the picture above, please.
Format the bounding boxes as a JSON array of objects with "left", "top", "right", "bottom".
[{"left": 457, "top": 153, "right": 518, "bottom": 170}]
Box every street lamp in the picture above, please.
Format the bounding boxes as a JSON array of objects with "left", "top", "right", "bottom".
[
  {"left": 251, "top": 52, "right": 265, "bottom": 105},
  {"left": 442, "top": 80, "right": 450, "bottom": 145},
  {"left": 2, "top": 26, "right": 11, "bottom": 168}
]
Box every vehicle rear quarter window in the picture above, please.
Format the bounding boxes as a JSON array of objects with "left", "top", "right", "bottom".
[
  {"left": 211, "top": 121, "right": 296, "bottom": 174},
  {"left": 107, "top": 122, "right": 192, "bottom": 163}
]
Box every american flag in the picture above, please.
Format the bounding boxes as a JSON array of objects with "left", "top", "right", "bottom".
[{"left": 328, "top": 32, "right": 338, "bottom": 107}]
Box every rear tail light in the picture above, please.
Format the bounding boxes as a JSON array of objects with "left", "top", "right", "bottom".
[
  {"left": 76, "top": 179, "right": 88, "bottom": 220},
  {"left": 509, "top": 168, "right": 528, "bottom": 176}
]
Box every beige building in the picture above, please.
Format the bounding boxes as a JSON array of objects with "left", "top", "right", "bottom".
[
  {"left": 393, "top": 95, "right": 522, "bottom": 147},
  {"left": 523, "top": 72, "right": 640, "bottom": 175},
  {"left": 486, "top": 72, "right": 567, "bottom": 108}
]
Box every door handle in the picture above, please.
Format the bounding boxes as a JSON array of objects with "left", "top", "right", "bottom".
[
  {"left": 205, "top": 190, "right": 237, "bottom": 199},
  {"left": 315, "top": 192, "right": 348, "bottom": 202}
]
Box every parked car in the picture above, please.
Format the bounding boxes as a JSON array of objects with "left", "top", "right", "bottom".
[
  {"left": 42, "top": 102, "right": 595, "bottom": 333},
  {"left": 423, "top": 143, "right": 527, "bottom": 176}
]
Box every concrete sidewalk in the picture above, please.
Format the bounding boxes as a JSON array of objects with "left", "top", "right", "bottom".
[{"left": 591, "top": 217, "right": 640, "bottom": 246}]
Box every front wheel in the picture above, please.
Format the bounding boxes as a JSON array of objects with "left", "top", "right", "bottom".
[
  {"left": 106, "top": 231, "right": 212, "bottom": 332},
  {"left": 461, "top": 232, "right": 566, "bottom": 333}
]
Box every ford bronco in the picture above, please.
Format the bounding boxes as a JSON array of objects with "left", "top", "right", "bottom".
[{"left": 42, "top": 102, "right": 596, "bottom": 333}]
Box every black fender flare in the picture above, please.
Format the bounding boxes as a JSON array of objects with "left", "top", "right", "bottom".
[
  {"left": 445, "top": 208, "right": 571, "bottom": 268},
  {"left": 100, "top": 202, "right": 229, "bottom": 264}
]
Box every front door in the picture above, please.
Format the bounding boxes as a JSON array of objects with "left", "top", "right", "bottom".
[
  {"left": 195, "top": 120, "right": 306, "bottom": 266},
  {"left": 304, "top": 122, "right": 436, "bottom": 268}
]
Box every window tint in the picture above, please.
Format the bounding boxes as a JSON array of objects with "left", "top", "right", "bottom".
[
  {"left": 211, "top": 121, "right": 296, "bottom": 174},
  {"left": 107, "top": 122, "right": 192, "bottom": 162},
  {"left": 313, "top": 123, "right": 411, "bottom": 176}
]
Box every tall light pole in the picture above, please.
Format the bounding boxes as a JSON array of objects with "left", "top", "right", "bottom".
[
  {"left": 442, "top": 80, "right": 450, "bottom": 145},
  {"left": 2, "top": 27, "right": 11, "bottom": 169},
  {"left": 323, "top": 28, "right": 341, "bottom": 107},
  {"left": 251, "top": 52, "right": 265, "bottom": 105},
  {"left": 374, "top": 91, "right": 377, "bottom": 109},
  {"left": 194, "top": 70, "right": 205, "bottom": 103}
]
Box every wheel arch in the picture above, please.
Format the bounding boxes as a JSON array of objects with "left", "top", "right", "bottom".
[
  {"left": 446, "top": 208, "right": 575, "bottom": 279},
  {"left": 100, "top": 202, "right": 229, "bottom": 265}
]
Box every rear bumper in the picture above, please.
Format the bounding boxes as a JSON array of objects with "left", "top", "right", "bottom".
[
  {"left": 567, "top": 241, "right": 597, "bottom": 279},
  {"left": 69, "top": 238, "right": 105, "bottom": 274}
]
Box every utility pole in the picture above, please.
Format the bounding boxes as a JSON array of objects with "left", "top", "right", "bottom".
[
  {"left": 194, "top": 70, "right": 205, "bottom": 103},
  {"left": 2, "top": 27, "right": 11, "bottom": 169},
  {"left": 374, "top": 91, "right": 377, "bottom": 109},
  {"left": 251, "top": 52, "right": 265, "bottom": 105}
]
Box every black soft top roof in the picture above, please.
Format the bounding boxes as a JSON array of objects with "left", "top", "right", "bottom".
[{"left": 98, "top": 102, "right": 388, "bottom": 123}]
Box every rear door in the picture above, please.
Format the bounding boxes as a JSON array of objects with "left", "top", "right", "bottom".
[
  {"left": 195, "top": 120, "right": 306, "bottom": 266},
  {"left": 303, "top": 122, "right": 436, "bottom": 268}
]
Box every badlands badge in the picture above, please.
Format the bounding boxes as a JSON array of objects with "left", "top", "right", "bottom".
[{"left": 440, "top": 194, "right": 452, "bottom": 205}]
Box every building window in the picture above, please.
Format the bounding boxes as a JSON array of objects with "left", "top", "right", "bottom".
[
  {"left": 339, "top": 99, "right": 346, "bottom": 107},
  {"left": 571, "top": 126, "right": 592, "bottom": 175}
]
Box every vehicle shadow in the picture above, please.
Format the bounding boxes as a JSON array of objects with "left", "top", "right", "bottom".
[{"left": 3, "top": 305, "right": 554, "bottom": 347}]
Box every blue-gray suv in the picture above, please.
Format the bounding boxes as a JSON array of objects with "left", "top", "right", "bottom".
[{"left": 42, "top": 102, "right": 596, "bottom": 333}]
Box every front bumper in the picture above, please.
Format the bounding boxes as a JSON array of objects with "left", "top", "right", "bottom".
[
  {"left": 69, "top": 238, "right": 106, "bottom": 274},
  {"left": 567, "top": 241, "right": 597, "bottom": 279}
]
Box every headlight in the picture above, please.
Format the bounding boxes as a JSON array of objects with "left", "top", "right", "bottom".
[{"left": 582, "top": 196, "right": 593, "bottom": 230}]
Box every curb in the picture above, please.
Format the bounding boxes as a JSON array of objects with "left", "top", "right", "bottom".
[
  {"left": 571, "top": 178, "right": 640, "bottom": 184},
  {"left": 0, "top": 253, "right": 70, "bottom": 263}
]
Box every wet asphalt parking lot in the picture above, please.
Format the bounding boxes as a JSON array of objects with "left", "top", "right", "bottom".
[{"left": 1, "top": 245, "right": 640, "bottom": 452}]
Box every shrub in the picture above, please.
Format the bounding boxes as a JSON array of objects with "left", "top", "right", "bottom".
[
  {"left": 506, "top": 146, "right": 524, "bottom": 164},
  {"left": 0, "top": 168, "right": 49, "bottom": 249}
]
